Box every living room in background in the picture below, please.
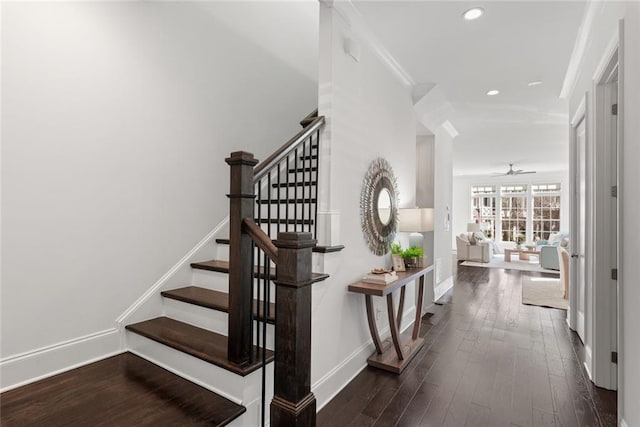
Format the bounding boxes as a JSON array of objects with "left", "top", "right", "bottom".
[{"left": 468, "top": 182, "right": 563, "bottom": 244}]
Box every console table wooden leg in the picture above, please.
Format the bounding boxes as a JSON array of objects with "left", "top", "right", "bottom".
[
  {"left": 413, "top": 275, "right": 425, "bottom": 340},
  {"left": 396, "top": 287, "right": 406, "bottom": 330},
  {"left": 386, "top": 293, "right": 404, "bottom": 360},
  {"left": 365, "top": 295, "right": 384, "bottom": 354}
]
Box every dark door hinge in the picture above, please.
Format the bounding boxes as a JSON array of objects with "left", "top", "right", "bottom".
[
  {"left": 612, "top": 351, "right": 618, "bottom": 364},
  {"left": 611, "top": 185, "right": 617, "bottom": 198},
  {"left": 611, "top": 268, "right": 618, "bottom": 280},
  {"left": 612, "top": 104, "right": 618, "bottom": 115}
]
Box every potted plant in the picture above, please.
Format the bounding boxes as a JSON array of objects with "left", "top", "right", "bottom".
[
  {"left": 515, "top": 233, "right": 525, "bottom": 249},
  {"left": 402, "top": 246, "right": 424, "bottom": 268},
  {"left": 391, "top": 242, "right": 403, "bottom": 255}
]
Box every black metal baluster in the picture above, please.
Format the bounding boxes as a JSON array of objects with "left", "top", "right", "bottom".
[
  {"left": 307, "top": 136, "right": 312, "bottom": 233},
  {"left": 286, "top": 156, "right": 290, "bottom": 235},
  {"left": 249, "top": 241, "right": 255, "bottom": 365},
  {"left": 261, "top": 250, "right": 269, "bottom": 427},
  {"left": 294, "top": 148, "right": 299, "bottom": 233},
  {"left": 314, "top": 129, "right": 320, "bottom": 240}
]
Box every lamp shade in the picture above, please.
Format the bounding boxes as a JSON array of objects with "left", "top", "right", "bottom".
[
  {"left": 467, "top": 222, "right": 481, "bottom": 232},
  {"left": 399, "top": 208, "right": 434, "bottom": 232}
]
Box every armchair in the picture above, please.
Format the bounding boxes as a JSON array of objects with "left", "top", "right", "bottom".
[
  {"left": 536, "top": 232, "right": 569, "bottom": 270},
  {"left": 456, "top": 233, "right": 492, "bottom": 263}
]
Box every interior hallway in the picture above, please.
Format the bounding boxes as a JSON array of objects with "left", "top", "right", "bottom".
[{"left": 318, "top": 265, "right": 616, "bottom": 426}]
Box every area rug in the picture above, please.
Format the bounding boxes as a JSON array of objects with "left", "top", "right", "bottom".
[
  {"left": 521, "top": 276, "right": 568, "bottom": 309},
  {"left": 461, "top": 253, "right": 560, "bottom": 275}
]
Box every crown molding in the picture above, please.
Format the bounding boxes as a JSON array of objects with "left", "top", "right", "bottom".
[
  {"left": 327, "top": 0, "right": 416, "bottom": 88},
  {"left": 560, "top": 1, "right": 604, "bottom": 99}
]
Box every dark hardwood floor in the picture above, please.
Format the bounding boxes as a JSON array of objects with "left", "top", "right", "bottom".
[
  {"left": 0, "top": 352, "right": 245, "bottom": 426},
  {"left": 1, "top": 265, "right": 617, "bottom": 427},
  {"left": 318, "top": 265, "right": 617, "bottom": 427}
]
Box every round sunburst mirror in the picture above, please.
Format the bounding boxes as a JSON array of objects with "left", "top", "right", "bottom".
[{"left": 360, "top": 158, "right": 399, "bottom": 255}]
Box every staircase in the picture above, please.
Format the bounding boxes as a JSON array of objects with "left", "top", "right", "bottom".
[{"left": 124, "top": 111, "right": 343, "bottom": 426}]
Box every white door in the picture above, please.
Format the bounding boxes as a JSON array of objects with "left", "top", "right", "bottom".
[{"left": 576, "top": 117, "right": 587, "bottom": 342}]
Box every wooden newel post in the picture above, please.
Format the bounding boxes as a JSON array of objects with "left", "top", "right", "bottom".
[
  {"left": 271, "top": 232, "right": 317, "bottom": 427},
  {"left": 225, "top": 151, "right": 259, "bottom": 366}
]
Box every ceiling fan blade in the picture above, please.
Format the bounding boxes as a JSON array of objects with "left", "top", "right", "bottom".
[{"left": 517, "top": 171, "right": 536, "bottom": 174}]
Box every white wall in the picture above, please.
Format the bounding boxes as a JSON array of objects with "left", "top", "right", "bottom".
[
  {"left": 1, "top": 1, "right": 317, "bottom": 370},
  {"left": 432, "top": 127, "right": 453, "bottom": 300},
  {"left": 452, "top": 171, "right": 570, "bottom": 247},
  {"left": 567, "top": 2, "right": 640, "bottom": 425},
  {"left": 312, "top": 2, "right": 418, "bottom": 407}
]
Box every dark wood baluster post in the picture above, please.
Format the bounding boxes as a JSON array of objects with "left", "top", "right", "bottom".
[
  {"left": 225, "top": 151, "right": 259, "bottom": 366},
  {"left": 271, "top": 232, "right": 316, "bottom": 427}
]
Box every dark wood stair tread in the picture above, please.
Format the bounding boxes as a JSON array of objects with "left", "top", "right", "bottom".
[
  {"left": 0, "top": 352, "right": 245, "bottom": 426},
  {"left": 272, "top": 182, "right": 316, "bottom": 188},
  {"left": 254, "top": 218, "right": 314, "bottom": 225},
  {"left": 190, "top": 260, "right": 330, "bottom": 283},
  {"left": 121, "top": 353, "right": 246, "bottom": 426},
  {"left": 125, "top": 317, "right": 273, "bottom": 376},
  {"left": 257, "top": 198, "right": 317, "bottom": 204},
  {"left": 162, "top": 286, "right": 275, "bottom": 323},
  {"left": 215, "top": 238, "right": 343, "bottom": 254},
  {"left": 288, "top": 166, "right": 317, "bottom": 173},
  {"left": 299, "top": 109, "right": 318, "bottom": 127}
]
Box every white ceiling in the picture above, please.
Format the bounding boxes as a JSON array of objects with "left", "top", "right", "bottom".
[{"left": 352, "top": 1, "right": 586, "bottom": 176}]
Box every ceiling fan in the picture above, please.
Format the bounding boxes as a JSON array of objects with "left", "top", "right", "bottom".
[{"left": 493, "top": 164, "right": 536, "bottom": 176}]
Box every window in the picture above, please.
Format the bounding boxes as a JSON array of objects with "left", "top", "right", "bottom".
[
  {"left": 469, "top": 182, "right": 562, "bottom": 243},
  {"left": 501, "top": 184, "right": 527, "bottom": 242},
  {"left": 471, "top": 186, "right": 496, "bottom": 238},
  {"left": 532, "top": 184, "right": 561, "bottom": 241}
]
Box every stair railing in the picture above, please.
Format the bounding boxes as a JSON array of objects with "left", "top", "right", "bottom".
[{"left": 225, "top": 113, "right": 324, "bottom": 427}]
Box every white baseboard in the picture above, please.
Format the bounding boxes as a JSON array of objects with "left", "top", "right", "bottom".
[
  {"left": 434, "top": 276, "right": 453, "bottom": 301},
  {"left": 620, "top": 418, "right": 628, "bottom": 427},
  {"left": 0, "top": 328, "right": 121, "bottom": 392},
  {"left": 584, "top": 345, "right": 593, "bottom": 381},
  {"left": 312, "top": 307, "right": 416, "bottom": 410}
]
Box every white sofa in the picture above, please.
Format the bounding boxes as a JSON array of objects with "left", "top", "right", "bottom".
[{"left": 456, "top": 233, "right": 492, "bottom": 263}]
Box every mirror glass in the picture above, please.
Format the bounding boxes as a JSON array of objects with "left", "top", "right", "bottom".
[{"left": 377, "top": 188, "right": 392, "bottom": 225}]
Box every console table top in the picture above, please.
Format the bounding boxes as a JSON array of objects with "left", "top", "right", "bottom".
[{"left": 348, "top": 264, "right": 434, "bottom": 297}]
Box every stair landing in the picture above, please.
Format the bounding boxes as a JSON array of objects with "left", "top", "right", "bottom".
[{"left": 0, "top": 352, "right": 245, "bottom": 426}]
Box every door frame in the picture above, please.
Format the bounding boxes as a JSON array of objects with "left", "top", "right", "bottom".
[
  {"left": 589, "top": 23, "right": 622, "bottom": 391},
  {"left": 569, "top": 96, "right": 587, "bottom": 334}
]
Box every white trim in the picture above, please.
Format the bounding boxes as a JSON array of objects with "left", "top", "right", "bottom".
[
  {"left": 329, "top": 0, "right": 415, "bottom": 88},
  {"left": 584, "top": 344, "right": 593, "bottom": 381},
  {"left": 434, "top": 276, "right": 453, "bottom": 302},
  {"left": 569, "top": 93, "right": 587, "bottom": 333},
  {"left": 616, "top": 17, "right": 625, "bottom": 421},
  {"left": 571, "top": 96, "right": 586, "bottom": 127},
  {"left": 115, "top": 216, "right": 229, "bottom": 327},
  {"left": 620, "top": 419, "right": 628, "bottom": 427},
  {"left": 0, "top": 329, "right": 121, "bottom": 392},
  {"left": 590, "top": 32, "right": 620, "bottom": 390},
  {"left": 560, "top": 1, "right": 603, "bottom": 99},
  {"left": 313, "top": 307, "right": 416, "bottom": 410},
  {"left": 442, "top": 120, "right": 459, "bottom": 139}
]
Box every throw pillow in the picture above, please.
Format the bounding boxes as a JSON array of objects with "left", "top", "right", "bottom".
[
  {"left": 468, "top": 232, "right": 476, "bottom": 245},
  {"left": 560, "top": 237, "right": 569, "bottom": 248},
  {"left": 473, "top": 231, "right": 485, "bottom": 242},
  {"left": 548, "top": 233, "right": 562, "bottom": 246}
]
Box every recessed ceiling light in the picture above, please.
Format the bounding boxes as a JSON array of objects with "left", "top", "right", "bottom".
[
  {"left": 487, "top": 90, "right": 500, "bottom": 96},
  {"left": 463, "top": 7, "right": 484, "bottom": 21},
  {"left": 528, "top": 80, "right": 543, "bottom": 86}
]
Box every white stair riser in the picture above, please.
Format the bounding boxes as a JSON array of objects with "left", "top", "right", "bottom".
[
  {"left": 126, "top": 332, "right": 274, "bottom": 413},
  {"left": 162, "top": 299, "right": 275, "bottom": 349}
]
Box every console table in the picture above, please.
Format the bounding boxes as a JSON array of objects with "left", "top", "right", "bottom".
[{"left": 348, "top": 265, "right": 434, "bottom": 374}]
